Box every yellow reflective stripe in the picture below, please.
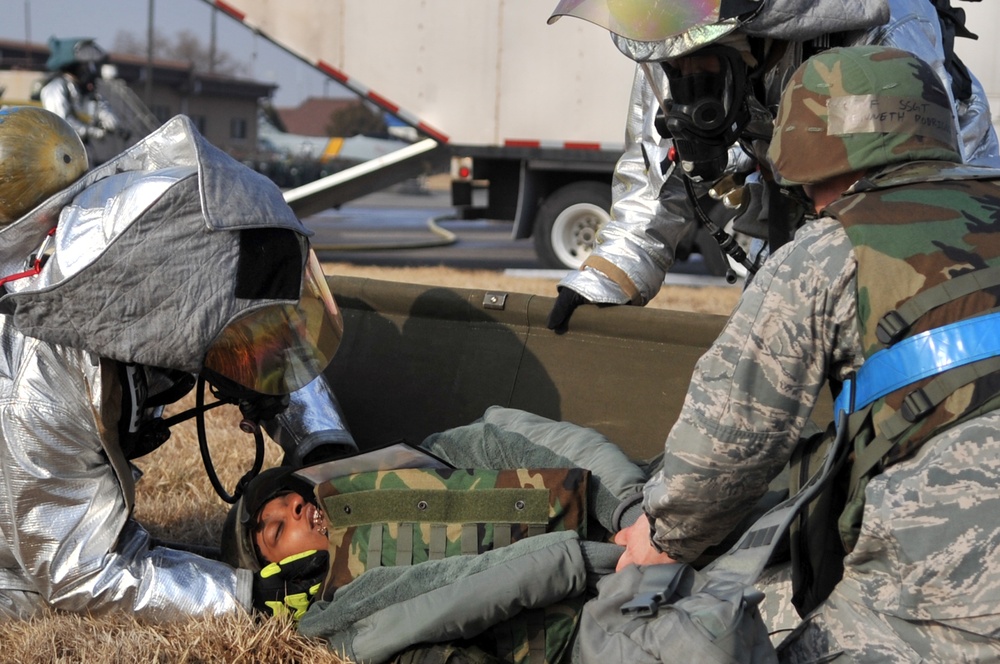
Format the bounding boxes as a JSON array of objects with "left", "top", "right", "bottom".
[
  {"left": 264, "top": 600, "right": 290, "bottom": 618},
  {"left": 278, "top": 549, "right": 320, "bottom": 566},
  {"left": 260, "top": 562, "right": 282, "bottom": 579}
]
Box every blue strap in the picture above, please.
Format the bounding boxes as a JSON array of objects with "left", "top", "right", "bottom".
[{"left": 834, "top": 311, "right": 1000, "bottom": 421}]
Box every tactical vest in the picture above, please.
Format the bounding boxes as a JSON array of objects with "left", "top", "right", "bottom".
[
  {"left": 788, "top": 162, "right": 1000, "bottom": 615},
  {"left": 315, "top": 466, "right": 591, "bottom": 664}
]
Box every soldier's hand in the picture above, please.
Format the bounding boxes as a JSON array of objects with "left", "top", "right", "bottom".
[
  {"left": 546, "top": 287, "right": 591, "bottom": 334},
  {"left": 253, "top": 549, "right": 330, "bottom": 620},
  {"left": 613, "top": 514, "right": 677, "bottom": 573}
]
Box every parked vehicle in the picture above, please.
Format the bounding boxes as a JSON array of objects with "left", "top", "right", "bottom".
[
  {"left": 201, "top": 0, "right": 730, "bottom": 271},
  {"left": 204, "top": 0, "right": 1000, "bottom": 274}
]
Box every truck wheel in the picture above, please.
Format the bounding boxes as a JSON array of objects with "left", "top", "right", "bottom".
[{"left": 533, "top": 182, "right": 611, "bottom": 270}]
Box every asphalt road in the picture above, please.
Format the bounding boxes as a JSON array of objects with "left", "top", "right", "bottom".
[
  {"left": 304, "top": 187, "right": 546, "bottom": 271},
  {"left": 302, "top": 185, "right": 717, "bottom": 281}
]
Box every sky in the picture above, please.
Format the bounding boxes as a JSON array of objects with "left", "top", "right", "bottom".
[{"left": 1, "top": 0, "right": 347, "bottom": 107}]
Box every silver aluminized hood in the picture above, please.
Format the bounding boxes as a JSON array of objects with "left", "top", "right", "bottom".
[{"left": 0, "top": 115, "right": 312, "bottom": 374}]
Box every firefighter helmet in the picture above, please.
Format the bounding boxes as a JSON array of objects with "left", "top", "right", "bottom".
[{"left": 0, "top": 106, "right": 88, "bottom": 224}]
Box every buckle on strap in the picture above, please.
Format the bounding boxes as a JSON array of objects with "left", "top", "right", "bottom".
[
  {"left": 876, "top": 310, "right": 908, "bottom": 345},
  {"left": 900, "top": 387, "right": 933, "bottom": 423},
  {"left": 833, "top": 377, "right": 856, "bottom": 427}
]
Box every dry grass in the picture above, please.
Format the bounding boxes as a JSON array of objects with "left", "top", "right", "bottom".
[
  {"left": 0, "top": 264, "right": 740, "bottom": 663},
  {"left": 1, "top": 611, "right": 343, "bottom": 664}
]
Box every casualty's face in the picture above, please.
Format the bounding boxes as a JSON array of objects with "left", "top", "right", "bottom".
[{"left": 254, "top": 492, "right": 329, "bottom": 564}]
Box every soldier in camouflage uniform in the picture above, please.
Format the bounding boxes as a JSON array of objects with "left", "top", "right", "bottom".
[
  {"left": 615, "top": 45, "right": 1000, "bottom": 661},
  {"left": 222, "top": 406, "right": 638, "bottom": 664}
]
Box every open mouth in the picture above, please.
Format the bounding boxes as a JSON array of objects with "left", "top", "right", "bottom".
[{"left": 309, "top": 503, "right": 328, "bottom": 536}]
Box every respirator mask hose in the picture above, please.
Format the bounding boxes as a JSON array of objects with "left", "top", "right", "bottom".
[{"left": 196, "top": 370, "right": 289, "bottom": 504}]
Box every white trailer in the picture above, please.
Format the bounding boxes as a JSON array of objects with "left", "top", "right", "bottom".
[
  {"left": 203, "top": 0, "right": 642, "bottom": 270},
  {"left": 206, "top": 0, "right": 1000, "bottom": 271}
]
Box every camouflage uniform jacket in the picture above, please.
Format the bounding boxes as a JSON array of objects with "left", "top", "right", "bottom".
[{"left": 645, "top": 166, "right": 1000, "bottom": 659}]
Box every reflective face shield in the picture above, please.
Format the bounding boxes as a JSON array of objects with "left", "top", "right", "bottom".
[
  {"left": 659, "top": 45, "right": 750, "bottom": 182},
  {"left": 548, "top": 0, "right": 723, "bottom": 42},
  {"left": 204, "top": 250, "right": 344, "bottom": 396}
]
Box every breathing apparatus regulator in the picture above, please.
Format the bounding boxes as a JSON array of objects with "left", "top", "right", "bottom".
[
  {"left": 548, "top": 0, "right": 770, "bottom": 279},
  {"left": 122, "top": 367, "right": 291, "bottom": 505},
  {"left": 659, "top": 45, "right": 751, "bottom": 183}
]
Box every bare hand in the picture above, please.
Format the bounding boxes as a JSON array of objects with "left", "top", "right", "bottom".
[{"left": 613, "top": 513, "right": 677, "bottom": 572}]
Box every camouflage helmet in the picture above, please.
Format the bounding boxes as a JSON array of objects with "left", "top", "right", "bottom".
[
  {"left": 767, "top": 46, "right": 961, "bottom": 186},
  {"left": 0, "top": 106, "right": 88, "bottom": 225},
  {"left": 220, "top": 466, "right": 316, "bottom": 572}
]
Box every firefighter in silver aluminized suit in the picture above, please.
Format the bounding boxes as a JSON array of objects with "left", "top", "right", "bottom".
[
  {"left": 545, "top": 0, "right": 1000, "bottom": 330},
  {"left": 38, "top": 37, "right": 124, "bottom": 166},
  {"left": 0, "top": 106, "right": 356, "bottom": 620}
]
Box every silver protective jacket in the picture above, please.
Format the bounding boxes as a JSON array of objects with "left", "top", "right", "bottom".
[
  {"left": 39, "top": 74, "right": 120, "bottom": 143},
  {"left": 0, "top": 115, "right": 316, "bottom": 619},
  {"left": 560, "top": 0, "right": 1000, "bottom": 304}
]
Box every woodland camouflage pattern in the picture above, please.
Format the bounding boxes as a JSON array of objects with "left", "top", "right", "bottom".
[
  {"left": 316, "top": 467, "right": 589, "bottom": 589},
  {"left": 313, "top": 466, "right": 589, "bottom": 664},
  {"left": 647, "top": 45, "right": 1000, "bottom": 661},
  {"left": 768, "top": 46, "right": 961, "bottom": 186},
  {"left": 828, "top": 164, "right": 1000, "bottom": 468}
]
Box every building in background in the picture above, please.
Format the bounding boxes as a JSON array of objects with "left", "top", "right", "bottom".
[
  {"left": 0, "top": 37, "right": 273, "bottom": 157},
  {"left": 1, "top": 37, "right": 414, "bottom": 190}
]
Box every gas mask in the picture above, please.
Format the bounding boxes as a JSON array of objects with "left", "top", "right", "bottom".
[{"left": 658, "top": 45, "right": 751, "bottom": 183}]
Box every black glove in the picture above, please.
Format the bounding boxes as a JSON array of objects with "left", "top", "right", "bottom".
[
  {"left": 546, "top": 287, "right": 591, "bottom": 334},
  {"left": 253, "top": 549, "right": 330, "bottom": 620}
]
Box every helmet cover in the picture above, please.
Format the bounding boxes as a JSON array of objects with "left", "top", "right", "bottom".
[
  {"left": 767, "top": 46, "right": 961, "bottom": 186},
  {"left": 0, "top": 106, "right": 88, "bottom": 224}
]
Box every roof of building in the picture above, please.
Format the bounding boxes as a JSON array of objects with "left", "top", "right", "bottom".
[{"left": 275, "top": 96, "right": 361, "bottom": 137}]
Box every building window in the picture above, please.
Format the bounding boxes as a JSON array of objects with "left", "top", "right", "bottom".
[
  {"left": 230, "top": 118, "right": 248, "bottom": 139},
  {"left": 151, "top": 105, "right": 171, "bottom": 123},
  {"left": 188, "top": 115, "right": 207, "bottom": 134}
]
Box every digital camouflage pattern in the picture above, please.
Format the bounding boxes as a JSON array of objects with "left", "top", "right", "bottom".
[
  {"left": 646, "top": 210, "right": 1000, "bottom": 661},
  {"left": 314, "top": 466, "right": 589, "bottom": 664},
  {"left": 768, "top": 46, "right": 961, "bottom": 186},
  {"left": 645, "top": 45, "right": 1000, "bottom": 654}
]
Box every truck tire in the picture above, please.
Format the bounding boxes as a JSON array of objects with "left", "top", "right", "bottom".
[{"left": 533, "top": 181, "right": 612, "bottom": 270}]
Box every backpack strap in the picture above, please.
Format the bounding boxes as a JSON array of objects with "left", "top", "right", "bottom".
[
  {"left": 875, "top": 265, "right": 1000, "bottom": 344},
  {"left": 703, "top": 411, "right": 852, "bottom": 585},
  {"left": 847, "top": 354, "right": 1000, "bottom": 500}
]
